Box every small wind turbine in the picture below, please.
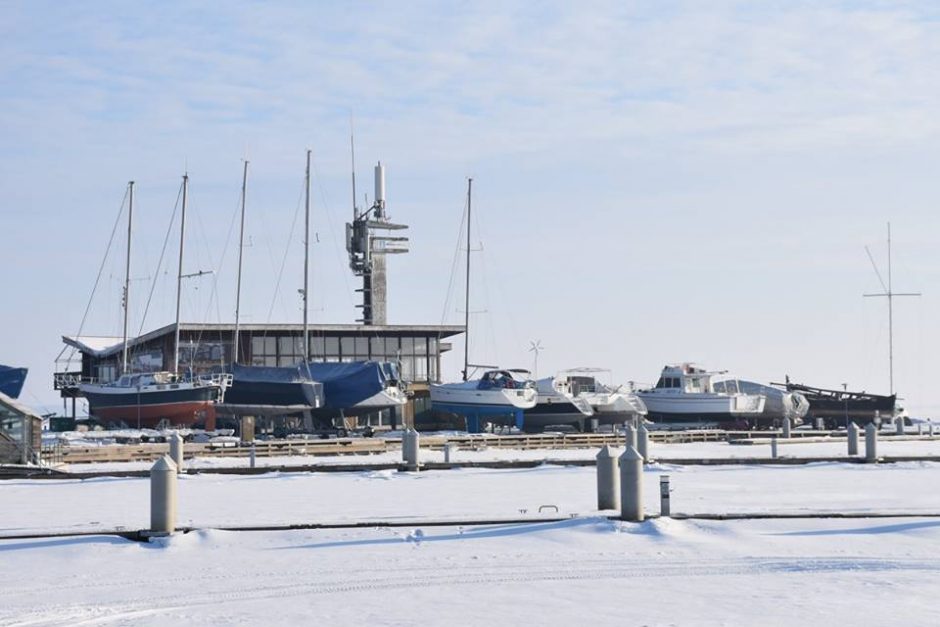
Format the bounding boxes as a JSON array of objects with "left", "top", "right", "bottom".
[{"left": 529, "top": 340, "right": 544, "bottom": 378}]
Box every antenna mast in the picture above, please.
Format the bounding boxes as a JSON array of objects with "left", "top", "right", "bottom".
[
  {"left": 863, "top": 222, "right": 921, "bottom": 395},
  {"left": 233, "top": 160, "right": 249, "bottom": 365},
  {"left": 462, "top": 178, "right": 472, "bottom": 382},
  {"left": 121, "top": 180, "right": 134, "bottom": 376}
]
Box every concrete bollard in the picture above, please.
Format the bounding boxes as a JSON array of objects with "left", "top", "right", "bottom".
[
  {"left": 815, "top": 417, "right": 825, "bottom": 431},
  {"left": 782, "top": 417, "right": 791, "bottom": 439},
  {"left": 624, "top": 424, "right": 637, "bottom": 451},
  {"left": 444, "top": 443, "right": 456, "bottom": 464},
  {"left": 637, "top": 424, "right": 649, "bottom": 462},
  {"left": 847, "top": 422, "right": 859, "bottom": 456},
  {"left": 619, "top": 446, "right": 644, "bottom": 522},
  {"left": 896, "top": 417, "right": 905, "bottom": 436},
  {"left": 929, "top": 420, "right": 935, "bottom": 437},
  {"left": 150, "top": 455, "right": 178, "bottom": 534},
  {"left": 249, "top": 442, "right": 256, "bottom": 469},
  {"left": 169, "top": 432, "right": 184, "bottom": 473},
  {"left": 596, "top": 446, "right": 620, "bottom": 510},
  {"left": 918, "top": 423, "right": 924, "bottom": 436},
  {"left": 770, "top": 436, "right": 778, "bottom": 459},
  {"left": 402, "top": 428, "right": 420, "bottom": 471},
  {"left": 865, "top": 423, "right": 878, "bottom": 462},
  {"left": 659, "top": 475, "right": 671, "bottom": 517}
]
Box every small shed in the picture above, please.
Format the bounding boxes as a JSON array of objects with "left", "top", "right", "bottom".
[{"left": 0, "top": 392, "right": 43, "bottom": 464}]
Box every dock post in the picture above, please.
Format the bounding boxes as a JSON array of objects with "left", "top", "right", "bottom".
[
  {"left": 896, "top": 417, "right": 905, "bottom": 436},
  {"left": 402, "top": 428, "right": 420, "bottom": 471},
  {"left": 596, "top": 445, "right": 620, "bottom": 510},
  {"left": 637, "top": 423, "right": 650, "bottom": 462},
  {"left": 249, "top": 442, "right": 256, "bottom": 469},
  {"left": 624, "top": 424, "right": 637, "bottom": 451},
  {"left": 169, "top": 432, "right": 184, "bottom": 473},
  {"left": 918, "top": 423, "right": 924, "bottom": 436},
  {"left": 847, "top": 422, "right": 859, "bottom": 456},
  {"left": 150, "top": 456, "right": 177, "bottom": 534},
  {"left": 865, "top": 423, "right": 878, "bottom": 463},
  {"left": 240, "top": 416, "right": 255, "bottom": 443},
  {"left": 782, "top": 417, "right": 791, "bottom": 439},
  {"left": 444, "top": 443, "right": 455, "bottom": 464},
  {"left": 659, "top": 475, "right": 671, "bottom": 517},
  {"left": 929, "top": 420, "right": 935, "bottom": 437},
  {"left": 619, "top": 446, "right": 644, "bottom": 522},
  {"left": 770, "top": 436, "right": 778, "bottom": 459}
]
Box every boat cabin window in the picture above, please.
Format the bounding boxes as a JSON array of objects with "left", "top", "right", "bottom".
[{"left": 685, "top": 377, "right": 704, "bottom": 393}]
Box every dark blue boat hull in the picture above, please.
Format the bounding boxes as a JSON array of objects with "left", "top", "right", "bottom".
[{"left": 0, "top": 365, "right": 27, "bottom": 399}]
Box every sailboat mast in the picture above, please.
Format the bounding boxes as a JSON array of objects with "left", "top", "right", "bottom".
[
  {"left": 174, "top": 173, "right": 188, "bottom": 376},
  {"left": 233, "top": 160, "right": 248, "bottom": 365},
  {"left": 887, "top": 222, "right": 894, "bottom": 395},
  {"left": 462, "top": 178, "right": 472, "bottom": 382},
  {"left": 121, "top": 180, "right": 134, "bottom": 376},
  {"left": 304, "top": 149, "right": 311, "bottom": 361}
]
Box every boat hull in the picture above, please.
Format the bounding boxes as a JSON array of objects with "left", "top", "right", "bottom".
[
  {"left": 0, "top": 365, "right": 27, "bottom": 399},
  {"left": 82, "top": 385, "right": 219, "bottom": 429},
  {"left": 638, "top": 393, "right": 765, "bottom": 427},
  {"left": 223, "top": 380, "right": 323, "bottom": 409}
]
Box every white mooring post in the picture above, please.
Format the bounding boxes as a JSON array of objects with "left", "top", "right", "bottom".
[
  {"left": 596, "top": 445, "right": 620, "bottom": 510},
  {"left": 249, "top": 442, "right": 256, "bottom": 469},
  {"left": 169, "top": 432, "right": 184, "bottom": 473},
  {"left": 918, "top": 423, "right": 924, "bottom": 436},
  {"left": 896, "top": 417, "right": 905, "bottom": 436},
  {"left": 815, "top": 417, "right": 825, "bottom": 431},
  {"left": 444, "top": 443, "right": 455, "bottom": 464},
  {"left": 929, "top": 420, "right": 935, "bottom": 437},
  {"left": 865, "top": 423, "right": 878, "bottom": 463},
  {"left": 150, "top": 456, "right": 178, "bottom": 534},
  {"left": 659, "top": 475, "right": 671, "bottom": 517},
  {"left": 847, "top": 422, "right": 859, "bottom": 456},
  {"left": 637, "top": 423, "right": 649, "bottom": 462},
  {"left": 619, "top": 446, "right": 644, "bottom": 522},
  {"left": 402, "top": 428, "right": 420, "bottom": 471},
  {"left": 624, "top": 424, "right": 637, "bottom": 451},
  {"left": 782, "top": 417, "right": 791, "bottom": 439},
  {"left": 770, "top": 436, "right": 778, "bottom": 459}
]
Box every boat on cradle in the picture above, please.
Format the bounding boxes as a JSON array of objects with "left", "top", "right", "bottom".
[
  {"left": 78, "top": 178, "right": 231, "bottom": 430},
  {"left": 431, "top": 369, "right": 537, "bottom": 432},
  {"left": 712, "top": 378, "right": 808, "bottom": 427},
  {"left": 523, "top": 368, "right": 647, "bottom": 432},
  {"left": 218, "top": 154, "right": 326, "bottom": 419},
  {"left": 773, "top": 377, "right": 896, "bottom": 428},
  {"left": 80, "top": 371, "right": 231, "bottom": 429},
  {"left": 0, "top": 365, "right": 27, "bottom": 399},
  {"left": 636, "top": 363, "right": 766, "bottom": 429},
  {"left": 306, "top": 360, "right": 407, "bottom": 418}
]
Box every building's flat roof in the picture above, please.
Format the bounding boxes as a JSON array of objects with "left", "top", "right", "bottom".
[{"left": 63, "top": 322, "right": 466, "bottom": 359}]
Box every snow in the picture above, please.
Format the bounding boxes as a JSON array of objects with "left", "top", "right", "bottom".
[{"left": 4, "top": 439, "right": 940, "bottom": 625}]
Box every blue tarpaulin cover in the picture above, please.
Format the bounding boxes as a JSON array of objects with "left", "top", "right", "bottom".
[
  {"left": 231, "top": 363, "right": 313, "bottom": 383},
  {"left": 304, "top": 361, "right": 399, "bottom": 409},
  {"left": 0, "top": 365, "right": 27, "bottom": 399}
]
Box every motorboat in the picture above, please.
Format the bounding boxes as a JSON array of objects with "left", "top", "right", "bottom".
[
  {"left": 431, "top": 369, "right": 537, "bottom": 430},
  {"left": 523, "top": 368, "right": 647, "bottom": 432},
  {"left": 637, "top": 363, "right": 766, "bottom": 428},
  {"left": 712, "top": 378, "right": 808, "bottom": 426}
]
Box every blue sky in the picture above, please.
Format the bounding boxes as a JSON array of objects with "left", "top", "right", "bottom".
[{"left": 2, "top": 1, "right": 939, "bottom": 415}]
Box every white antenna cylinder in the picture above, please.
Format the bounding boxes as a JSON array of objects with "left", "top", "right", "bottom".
[{"left": 374, "top": 161, "right": 385, "bottom": 207}]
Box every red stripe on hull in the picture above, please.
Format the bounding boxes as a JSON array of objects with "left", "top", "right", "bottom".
[{"left": 92, "top": 402, "right": 216, "bottom": 430}]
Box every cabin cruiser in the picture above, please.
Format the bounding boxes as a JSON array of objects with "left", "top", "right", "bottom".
[
  {"left": 637, "top": 364, "right": 766, "bottom": 428},
  {"left": 80, "top": 371, "right": 232, "bottom": 429},
  {"left": 523, "top": 368, "right": 647, "bottom": 432},
  {"left": 713, "top": 378, "right": 809, "bottom": 426},
  {"left": 431, "top": 369, "right": 537, "bottom": 430}
]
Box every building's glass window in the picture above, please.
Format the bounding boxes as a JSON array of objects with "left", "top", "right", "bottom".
[
  {"left": 130, "top": 348, "right": 164, "bottom": 373},
  {"left": 97, "top": 364, "right": 117, "bottom": 383},
  {"left": 309, "top": 337, "right": 325, "bottom": 359},
  {"left": 354, "top": 337, "right": 369, "bottom": 360},
  {"left": 179, "top": 342, "right": 228, "bottom": 373},
  {"left": 324, "top": 337, "right": 339, "bottom": 358},
  {"left": 340, "top": 337, "right": 354, "bottom": 360},
  {"left": 278, "top": 336, "right": 305, "bottom": 366},
  {"left": 251, "top": 336, "right": 277, "bottom": 367}
]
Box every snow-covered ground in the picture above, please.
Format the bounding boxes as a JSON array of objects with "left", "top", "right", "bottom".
[{"left": 5, "top": 441, "right": 940, "bottom": 625}]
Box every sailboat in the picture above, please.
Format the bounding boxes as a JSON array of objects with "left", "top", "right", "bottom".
[
  {"left": 80, "top": 178, "right": 231, "bottom": 429},
  {"left": 221, "top": 155, "right": 325, "bottom": 414},
  {"left": 430, "top": 179, "right": 537, "bottom": 432}
]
